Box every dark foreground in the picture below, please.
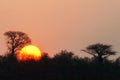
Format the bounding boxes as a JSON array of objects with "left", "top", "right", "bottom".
[{"left": 0, "top": 56, "right": 120, "bottom": 80}]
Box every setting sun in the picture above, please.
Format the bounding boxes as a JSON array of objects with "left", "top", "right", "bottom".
[{"left": 18, "top": 45, "right": 42, "bottom": 61}]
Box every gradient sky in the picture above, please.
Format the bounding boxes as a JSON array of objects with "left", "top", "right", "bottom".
[{"left": 0, "top": 0, "right": 120, "bottom": 58}]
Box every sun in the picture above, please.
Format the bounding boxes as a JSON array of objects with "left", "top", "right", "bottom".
[{"left": 17, "top": 45, "right": 42, "bottom": 61}]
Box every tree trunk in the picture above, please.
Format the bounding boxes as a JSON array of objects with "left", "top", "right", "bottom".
[
  {"left": 9, "top": 46, "right": 17, "bottom": 62},
  {"left": 11, "top": 46, "right": 15, "bottom": 56},
  {"left": 98, "top": 55, "right": 103, "bottom": 64}
]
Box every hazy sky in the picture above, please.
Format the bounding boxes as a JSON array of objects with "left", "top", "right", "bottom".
[{"left": 0, "top": 0, "right": 120, "bottom": 58}]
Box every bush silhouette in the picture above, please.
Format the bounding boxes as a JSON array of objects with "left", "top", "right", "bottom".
[{"left": 0, "top": 49, "right": 120, "bottom": 80}]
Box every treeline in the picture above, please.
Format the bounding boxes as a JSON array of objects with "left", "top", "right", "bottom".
[
  {"left": 1, "top": 31, "right": 120, "bottom": 80},
  {"left": 0, "top": 50, "right": 120, "bottom": 80}
]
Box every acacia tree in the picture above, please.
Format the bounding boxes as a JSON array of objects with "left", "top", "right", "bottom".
[
  {"left": 4, "top": 31, "right": 32, "bottom": 56},
  {"left": 82, "top": 43, "right": 116, "bottom": 63}
]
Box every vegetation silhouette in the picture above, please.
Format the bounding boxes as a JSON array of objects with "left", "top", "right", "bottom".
[
  {"left": 0, "top": 31, "right": 120, "bottom": 80},
  {"left": 82, "top": 43, "right": 116, "bottom": 64},
  {"left": 0, "top": 49, "right": 120, "bottom": 80},
  {"left": 4, "top": 31, "right": 32, "bottom": 62}
]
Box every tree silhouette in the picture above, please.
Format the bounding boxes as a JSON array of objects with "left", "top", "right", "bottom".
[
  {"left": 54, "top": 50, "right": 73, "bottom": 59},
  {"left": 4, "top": 31, "right": 32, "bottom": 57},
  {"left": 82, "top": 43, "right": 116, "bottom": 63},
  {"left": 53, "top": 50, "right": 74, "bottom": 64},
  {"left": 40, "top": 52, "right": 51, "bottom": 63}
]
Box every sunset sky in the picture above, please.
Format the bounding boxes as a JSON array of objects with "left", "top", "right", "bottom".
[{"left": 0, "top": 0, "right": 120, "bottom": 58}]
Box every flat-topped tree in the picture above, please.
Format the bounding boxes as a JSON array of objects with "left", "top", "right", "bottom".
[
  {"left": 82, "top": 43, "right": 116, "bottom": 63},
  {"left": 4, "top": 31, "right": 32, "bottom": 57}
]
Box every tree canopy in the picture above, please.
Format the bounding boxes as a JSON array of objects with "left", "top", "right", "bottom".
[
  {"left": 82, "top": 43, "right": 116, "bottom": 63},
  {"left": 4, "top": 31, "right": 32, "bottom": 55}
]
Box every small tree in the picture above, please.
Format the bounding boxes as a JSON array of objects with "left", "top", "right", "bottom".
[
  {"left": 4, "top": 31, "right": 32, "bottom": 57},
  {"left": 53, "top": 50, "right": 74, "bottom": 64},
  {"left": 41, "top": 52, "right": 51, "bottom": 62},
  {"left": 82, "top": 43, "right": 116, "bottom": 63}
]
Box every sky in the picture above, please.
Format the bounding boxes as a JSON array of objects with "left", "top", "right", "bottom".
[{"left": 0, "top": 0, "right": 120, "bottom": 58}]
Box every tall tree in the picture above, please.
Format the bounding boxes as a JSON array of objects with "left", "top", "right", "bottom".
[
  {"left": 82, "top": 43, "right": 116, "bottom": 63},
  {"left": 4, "top": 31, "right": 32, "bottom": 56}
]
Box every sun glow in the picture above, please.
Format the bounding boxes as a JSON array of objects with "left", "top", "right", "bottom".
[{"left": 18, "top": 45, "right": 42, "bottom": 61}]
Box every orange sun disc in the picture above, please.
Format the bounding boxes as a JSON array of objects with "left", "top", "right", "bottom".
[{"left": 18, "top": 45, "right": 42, "bottom": 61}]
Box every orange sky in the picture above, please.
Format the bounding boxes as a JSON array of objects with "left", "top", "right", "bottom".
[{"left": 0, "top": 0, "right": 120, "bottom": 58}]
